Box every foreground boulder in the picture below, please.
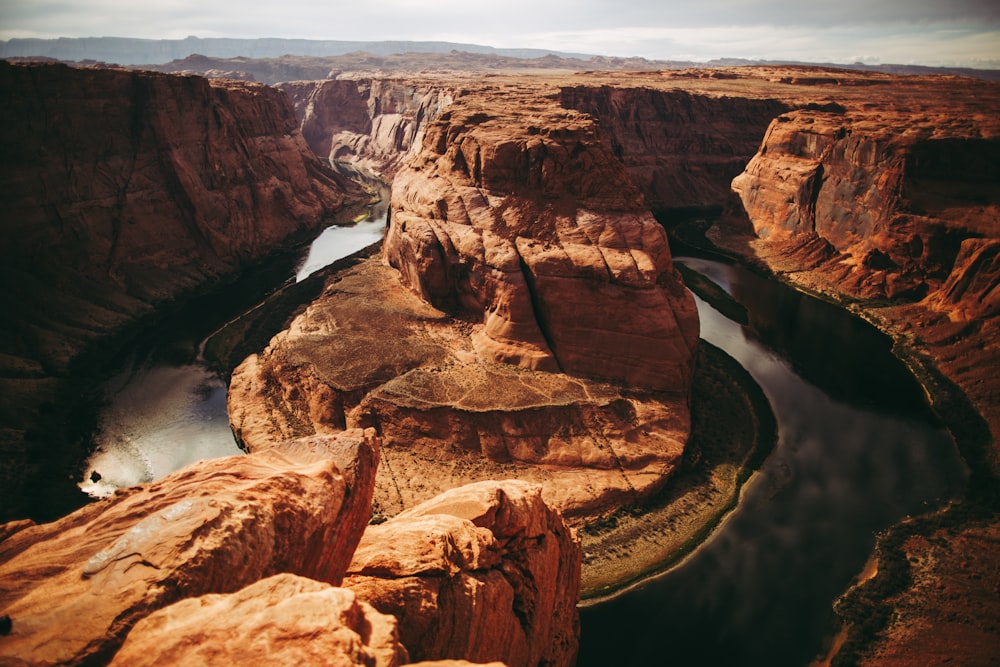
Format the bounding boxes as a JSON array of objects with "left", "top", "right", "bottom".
[
  {"left": 345, "top": 480, "right": 581, "bottom": 667},
  {"left": 0, "top": 429, "right": 378, "bottom": 666},
  {"left": 109, "top": 573, "right": 409, "bottom": 667}
]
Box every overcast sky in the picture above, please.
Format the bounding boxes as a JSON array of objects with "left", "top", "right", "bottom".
[{"left": 2, "top": 0, "right": 999, "bottom": 68}]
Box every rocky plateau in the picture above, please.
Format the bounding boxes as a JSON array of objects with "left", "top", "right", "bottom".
[{"left": 1, "top": 57, "right": 998, "bottom": 665}]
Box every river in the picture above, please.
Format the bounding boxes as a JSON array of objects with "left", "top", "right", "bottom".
[
  {"left": 577, "top": 256, "right": 968, "bottom": 666},
  {"left": 78, "top": 208, "right": 387, "bottom": 497}
]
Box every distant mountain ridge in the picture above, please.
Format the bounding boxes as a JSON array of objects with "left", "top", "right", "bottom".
[
  {"left": 0, "top": 36, "right": 592, "bottom": 65},
  {"left": 2, "top": 36, "right": 998, "bottom": 82}
]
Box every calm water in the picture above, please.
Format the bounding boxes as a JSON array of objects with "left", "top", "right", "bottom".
[
  {"left": 577, "top": 257, "right": 968, "bottom": 666},
  {"left": 79, "top": 210, "right": 387, "bottom": 497}
]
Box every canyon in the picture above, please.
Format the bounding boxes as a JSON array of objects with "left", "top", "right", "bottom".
[{"left": 0, "top": 58, "right": 998, "bottom": 665}]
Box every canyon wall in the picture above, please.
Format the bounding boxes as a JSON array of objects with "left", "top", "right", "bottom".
[
  {"left": 0, "top": 61, "right": 365, "bottom": 521},
  {"left": 279, "top": 78, "right": 453, "bottom": 179},
  {"left": 559, "top": 85, "right": 788, "bottom": 213}
]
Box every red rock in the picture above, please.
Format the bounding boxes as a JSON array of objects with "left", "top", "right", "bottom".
[
  {"left": 384, "top": 94, "right": 699, "bottom": 392},
  {"left": 227, "top": 259, "right": 690, "bottom": 522},
  {"left": 345, "top": 480, "right": 580, "bottom": 667},
  {"left": 109, "top": 574, "right": 409, "bottom": 667},
  {"left": 0, "top": 429, "right": 378, "bottom": 666},
  {"left": 0, "top": 61, "right": 366, "bottom": 521}
]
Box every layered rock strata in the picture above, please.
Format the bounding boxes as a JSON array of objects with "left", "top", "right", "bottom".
[
  {"left": 0, "top": 61, "right": 365, "bottom": 520},
  {"left": 228, "top": 259, "right": 690, "bottom": 520},
  {"left": 280, "top": 78, "right": 453, "bottom": 179},
  {"left": 0, "top": 429, "right": 378, "bottom": 665},
  {"left": 345, "top": 480, "right": 580, "bottom": 667},
  {"left": 384, "top": 92, "right": 700, "bottom": 390}
]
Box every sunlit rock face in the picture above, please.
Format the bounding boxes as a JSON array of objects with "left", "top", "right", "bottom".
[
  {"left": 345, "top": 480, "right": 581, "bottom": 667},
  {"left": 0, "top": 61, "right": 366, "bottom": 521},
  {"left": 384, "top": 92, "right": 700, "bottom": 392},
  {"left": 0, "top": 430, "right": 378, "bottom": 666},
  {"left": 228, "top": 259, "right": 690, "bottom": 522},
  {"left": 109, "top": 574, "right": 410, "bottom": 667}
]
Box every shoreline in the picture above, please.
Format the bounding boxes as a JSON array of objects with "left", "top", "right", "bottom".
[{"left": 578, "top": 339, "right": 777, "bottom": 602}]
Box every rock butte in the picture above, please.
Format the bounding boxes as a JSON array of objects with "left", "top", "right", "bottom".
[{"left": 0, "top": 60, "right": 998, "bottom": 665}]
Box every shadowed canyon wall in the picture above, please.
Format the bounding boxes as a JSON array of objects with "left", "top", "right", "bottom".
[
  {"left": 558, "top": 85, "right": 789, "bottom": 213},
  {"left": 279, "top": 78, "right": 453, "bottom": 179},
  {"left": 0, "top": 61, "right": 365, "bottom": 520}
]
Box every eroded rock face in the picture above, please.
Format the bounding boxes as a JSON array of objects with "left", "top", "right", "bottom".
[
  {"left": 0, "top": 61, "right": 366, "bottom": 521},
  {"left": 732, "top": 109, "right": 1000, "bottom": 302},
  {"left": 385, "top": 93, "right": 699, "bottom": 392},
  {"left": 228, "top": 259, "right": 690, "bottom": 521},
  {"left": 109, "top": 574, "right": 409, "bottom": 667},
  {"left": 345, "top": 480, "right": 580, "bottom": 667},
  {"left": 559, "top": 85, "right": 788, "bottom": 212},
  {"left": 0, "top": 429, "right": 378, "bottom": 666},
  {"left": 280, "top": 78, "right": 453, "bottom": 179}
]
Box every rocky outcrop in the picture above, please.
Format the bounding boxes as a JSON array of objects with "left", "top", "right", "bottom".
[
  {"left": 0, "top": 429, "right": 378, "bottom": 666},
  {"left": 345, "top": 480, "right": 580, "bottom": 667},
  {"left": 732, "top": 109, "right": 1000, "bottom": 301},
  {"left": 228, "top": 259, "right": 690, "bottom": 521},
  {"left": 280, "top": 78, "right": 453, "bottom": 179},
  {"left": 109, "top": 574, "right": 410, "bottom": 667},
  {"left": 0, "top": 61, "right": 366, "bottom": 521},
  {"left": 384, "top": 92, "right": 699, "bottom": 391}
]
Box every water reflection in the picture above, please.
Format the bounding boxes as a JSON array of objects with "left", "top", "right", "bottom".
[
  {"left": 79, "top": 206, "right": 387, "bottom": 496},
  {"left": 578, "top": 257, "right": 967, "bottom": 666}
]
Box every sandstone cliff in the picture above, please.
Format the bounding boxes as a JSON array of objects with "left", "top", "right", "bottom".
[
  {"left": 0, "top": 61, "right": 366, "bottom": 521},
  {"left": 280, "top": 78, "right": 453, "bottom": 179},
  {"left": 384, "top": 91, "right": 699, "bottom": 390},
  {"left": 345, "top": 480, "right": 580, "bottom": 667},
  {"left": 0, "top": 429, "right": 378, "bottom": 665}
]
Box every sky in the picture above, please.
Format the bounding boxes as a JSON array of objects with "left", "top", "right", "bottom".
[{"left": 2, "top": 0, "right": 999, "bottom": 68}]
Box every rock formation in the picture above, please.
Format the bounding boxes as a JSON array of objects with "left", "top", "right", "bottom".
[
  {"left": 280, "top": 78, "right": 453, "bottom": 179},
  {"left": 345, "top": 480, "right": 580, "bottom": 667},
  {"left": 384, "top": 90, "right": 699, "bottom": 390},
  {"left": 108, "top": 574, "right": 410, "bottom": 667},
  {"left": 228, "top": 87, "right": 697, "bottom": 521},
  {"left": 0, "top": 61, "right": 366, "bottom": 521},
  {"left": 727, "top": 83, "right": 1000, "bottom": 449},
  {"left": 0, "top": 429, "right": 378, "bottom": 665},
  {"left": 228, "top": 258, "right": 690, "bottom": 520},
  {"left": 559, "top": 85, "right": 788, "bottom": 213}
]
